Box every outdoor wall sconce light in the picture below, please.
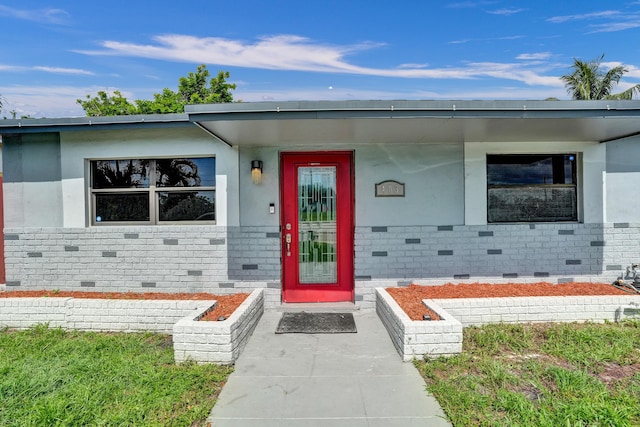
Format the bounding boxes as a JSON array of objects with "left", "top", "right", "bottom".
[{"left": 251, "top": 160, "right": 263, "bottom": 184}]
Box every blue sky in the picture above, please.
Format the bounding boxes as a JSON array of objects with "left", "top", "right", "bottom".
[{"left": 2, "top": 1, "right": 640, "bottom": 118}]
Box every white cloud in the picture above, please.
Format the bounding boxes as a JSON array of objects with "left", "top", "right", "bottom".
[
  {"left": 236, "top": 85, "right": 569, "bottom": 103},
  {"left": 397, "top": 63, "right": 429, "bottom": 69},
  {"left": 78, "top": 34, "right": 386, "bottom": 74},
  {"left": 0, "top": 5, "right": 70, "bottom": 24},
  {"left": 488, "top": 8, "right": 526, "bottom": 15},
  {"left": 0, "top": 85, "right": 134, "bottom": 118},
  {"left": 0, "top": 64, "right": 23, "bottom": 72},
  {"left": 0, "top": 64, "right": 95, "bottom": 75},
  {"left": 1, "top": 85, "right": 83, "bottom": 117},
  {"left": 517, "top": 52, "right": 553, "bottom": 60},
  {"left": 446, "top": 1, "right": 497, "bottom": 9},
  {"left": 547, "top": 10, "right": 620, "bottom": 23},
  {"left": 77, "top": 34, "right": 559, "bottom": 87},
  {"left": 448, "top": 35, "right": 523, "bottom": 44},
  {"left": 622, "top": 64, "right": 640, "bottom": 79},
  {"left": 33, "top": 66, "right": 95, "bottom": 75},
  {"left": 587, "top": 19, "right": 640, "bottom": 33},
  {"left": 546, "top": 8, "right": 640, "bottom": 33}
]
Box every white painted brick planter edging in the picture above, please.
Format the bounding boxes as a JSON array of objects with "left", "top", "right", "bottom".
[
  {"left": 173, "top": 289, "right": 264, "bottom": 365},
  {"left": 376, "top": 288, "right": 463, "bottom": 362},
  {"left": 376, "top": 288, "right": 640, "bottom": 362},
  {"left": 0, "top": 297, "right": 216, "bottom": 332},
  {"left": 0, "top": 289, "right": 264, "bottom": 364},
  {"left": 434, "top": 294, "right": 640, "bottom": 327}
]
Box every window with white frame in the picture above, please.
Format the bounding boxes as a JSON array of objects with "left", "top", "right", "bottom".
[
  {"left": 487, "top": 154, "right": 577, "bottom": 223},
  {"left": 90, "top": 158, "right": 215, "bottom": 224}
]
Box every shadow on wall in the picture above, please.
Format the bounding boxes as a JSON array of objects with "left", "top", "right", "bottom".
[{"left": 227, "top": 227, "right": 281, "bottom": 281}]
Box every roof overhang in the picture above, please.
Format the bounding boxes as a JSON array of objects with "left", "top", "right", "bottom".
[
  {"left": 0, "top": 113, "right": 190, "bottom": 134},
  {"left": 3, "top": 101, "right": 640, "bottom": 146},
  {"left": 186, "top": 100, "right": 640, "bottom": 146}
]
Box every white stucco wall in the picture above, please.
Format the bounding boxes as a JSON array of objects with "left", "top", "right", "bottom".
[
  {"left": 605, "top": 136, "right": 640, "bottom": 223},
  {"left": 238, "top": 147, "right": 280, "bottom": 227},
  {"left": 60, "top": 126, "right": 239, "bottom": 227},
  {"left": 354, "top": 143, "right": 464, "bottom": 226},
  {"left": 237, "top": 143, "right": 465, "bottom": 227},
  {"left": 464, "top": 141, "right": 606, "bottom": 225},
  {"left": 3, "top": 133, "right": 63, "bottom": 228}
]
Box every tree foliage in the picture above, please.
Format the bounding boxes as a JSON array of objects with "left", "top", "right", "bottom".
[
  {"left": 77, "top": 65, "right": 236, "bottom": 116},
  {"left": 561, "top": 54, "right": 640, "bottom": 100}
]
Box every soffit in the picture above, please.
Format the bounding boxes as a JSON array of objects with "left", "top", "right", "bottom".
[{"left": 187, "top": 100, "right": 640, "bottom": 146}]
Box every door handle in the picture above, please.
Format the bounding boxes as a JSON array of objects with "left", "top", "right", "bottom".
[{"left": 285, "top": 233, "right": 292, "bottom": 256}]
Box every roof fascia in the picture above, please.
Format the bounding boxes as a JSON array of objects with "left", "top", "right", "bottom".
[
  {"left": 186, "top": 100, "right": 640, "bottom": 122},
  {"left": 0, "top": 113, "right": 190, "bottom": 134}
]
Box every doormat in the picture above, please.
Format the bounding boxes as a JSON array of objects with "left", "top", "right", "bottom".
[{"left": 275, "top": 312, "right": 357, "bottom": 334}]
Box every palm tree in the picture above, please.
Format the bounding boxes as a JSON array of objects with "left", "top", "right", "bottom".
[{"left": 561, "top": 54, "right": 640, "bottom": 100}]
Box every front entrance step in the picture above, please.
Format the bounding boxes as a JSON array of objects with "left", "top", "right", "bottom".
[{"left": 276, "top": 301, "right": 360, "bottom": 313}]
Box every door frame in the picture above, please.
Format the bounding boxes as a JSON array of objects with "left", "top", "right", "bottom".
[{"left": 279, "top": 151, "right": 355, "bottom": 303}]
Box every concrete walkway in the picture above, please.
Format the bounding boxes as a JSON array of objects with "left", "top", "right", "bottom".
[{"left": 207, "top": 308, "right": 452, "bottom": 426}]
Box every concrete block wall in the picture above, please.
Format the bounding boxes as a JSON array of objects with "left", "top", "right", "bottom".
[
  {"left": 227, "top": 227, "right": 281, "bottom": 281},
  {"left": 357, "top": 223, "right": 640, "bottom": 283},
  {"left": 0, "top": 297, "right": 215, "bottom": 332},
  {"left": 434, "top": 295, "right": 640, "bottom": 327},
  {"left": 173, "top": 289, "right": 264, "bottom": 364},
  {"left": 4, "top": 226, "right": 281, "bottom": 296},
  {"left": 5, "top": 222, "right": 639, "bottom": 308}
]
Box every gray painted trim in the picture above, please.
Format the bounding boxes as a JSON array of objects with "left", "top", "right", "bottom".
[
  {"left": 0, "top": 114, "right": 190, "bottom": 133},
  {"left": 186, "top": 99, "right": 640, "bottom": 116}
]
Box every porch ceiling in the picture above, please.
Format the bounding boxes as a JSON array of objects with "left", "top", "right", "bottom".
[{"left": 187, "top": 100, "right": 640, "bottom": 146}]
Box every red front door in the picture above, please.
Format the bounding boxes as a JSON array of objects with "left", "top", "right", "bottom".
[{"left": 280, "top": 152, "right": 354, "bottom": 303}]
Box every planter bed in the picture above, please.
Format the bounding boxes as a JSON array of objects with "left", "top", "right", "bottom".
[
  {"left": 0, "top": 289, "right": 264, "bottom": 364},
  {"left": 173, "top": 288, "right": 264, "bottom": 364},
  {"left": 376, "top": 287, "right": 640, "bottom": 361},
  {"left": 0, "top": 297, "right": 216, "bottom": 332},
  {"left": 376, "top": 288, "right": 463, "bottom": 362},
  {"left": 431, "top": 294, "right": 640, "bottom": 327}
]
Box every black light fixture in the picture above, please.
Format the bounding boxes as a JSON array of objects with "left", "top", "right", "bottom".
[{"left": 251, "top": 160, "right": 263, "bottom": 184}]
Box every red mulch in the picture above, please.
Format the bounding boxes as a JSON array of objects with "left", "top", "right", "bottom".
[
  {"left": 386, "top": 282, "right": 630, "bottom": 321},
  {"left": 0, "top": 290, "right": 249, "bottom": 322}
]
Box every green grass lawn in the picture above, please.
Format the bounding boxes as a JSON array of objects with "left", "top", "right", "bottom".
[
  {"left": 415, "top": 320, "right": 640, "bottom": 427},
  {"left": 0, "top": 324, "right": 233, "bottom": 426}
]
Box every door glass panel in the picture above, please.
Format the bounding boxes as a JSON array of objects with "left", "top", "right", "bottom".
[{"left": 298, "top": 167, "right": 337, "bottom": 284}]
